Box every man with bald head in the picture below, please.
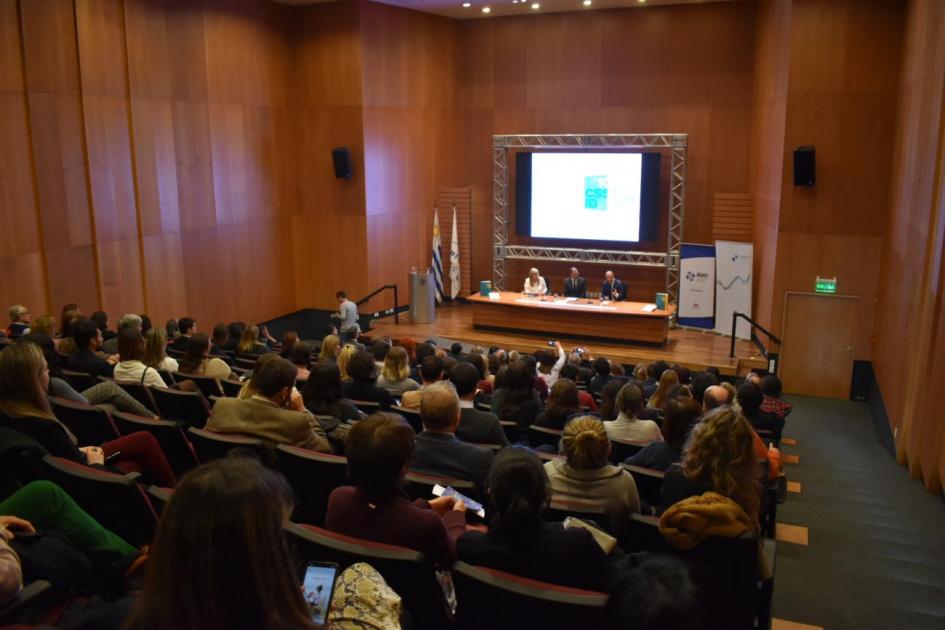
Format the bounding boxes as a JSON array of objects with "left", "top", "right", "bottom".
[
  {"left": 411, "top": 381, "right": 494, "bottom": 493},
  {"left": 702, "top": 385, "right": 730, "bottom": 412},
  {"left": 601, "top": 270, "right": 628, "bottom": 302},
  {"left": 563, "top": 267, "right": 587, "bottom": 298}
]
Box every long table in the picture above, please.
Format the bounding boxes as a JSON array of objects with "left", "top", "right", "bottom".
[{"left": 467, "top": 291, "right": 675, "bottom": 345}]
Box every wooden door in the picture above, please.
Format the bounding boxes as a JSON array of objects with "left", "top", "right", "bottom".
[{"left": 780, "top": 292, "right": 859, "bottom": 399}]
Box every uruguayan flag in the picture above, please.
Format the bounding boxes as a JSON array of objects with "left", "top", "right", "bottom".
[{"left": 432, "top": 210, "right": 444, "bottom": 303}]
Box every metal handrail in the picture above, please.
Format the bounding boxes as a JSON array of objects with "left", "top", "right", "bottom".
[
  {"left": 356, "top": 285, "right": 400, "bottom": 324},
  {"left": 729, "top": 311, "right": 781, "bottom": 372}
]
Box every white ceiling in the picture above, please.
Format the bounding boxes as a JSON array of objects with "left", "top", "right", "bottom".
[{"left": 272, "top": 0, "right": 740, "bottom": 20}]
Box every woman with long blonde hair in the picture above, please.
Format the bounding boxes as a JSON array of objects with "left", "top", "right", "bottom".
[
  {"left": 376, "top": 345, "right": 420, "bottom": 396},
  {"left": 143, "top": 327, "right": 178, "bottom": 372},
  {"left": 237, "top": 325, "right": 267, "bottom": 355},
  {"left": 543, "top": 416, "right": 640, "bottom": 525},
  {"left": 662, "top": 406, "right": 761, "bottom": 524},
  {"left": 318, "top": 334, "right": 341, "bottom": 363},
  {"left": 336, "top": 344, "right": 359, "bottom": 382},
  {"left": 647, "top": 368, "right": 679, "bottom": 410}
]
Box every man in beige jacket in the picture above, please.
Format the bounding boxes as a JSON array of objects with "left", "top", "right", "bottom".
[{"left": 207, "top": 357, "right": 330, "bottom": 452}]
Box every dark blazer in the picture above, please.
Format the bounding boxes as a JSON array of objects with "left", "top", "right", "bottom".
[
  {"left": 563, "top": 276, "right": 587, "bottom": 298},
  {"left": 457, "top": 406, "right": 509, "bottom": 447},
  {"left": 490, "top": 389, "right": 543, "bottom": 429},
  {"left": 624, "top": 441, "right": 682, "bottom": 472},
  {"left": 411, "top": 431, "right": 494, "bottom": 493},
  {"left": 601, "top": 279, "right": 628, "bottom": 302},
  {"left": 745, "top": 409, "right": 784, "bottom": 443},
  {"left": 64, "top": 349, "right": 114, "bottom": 378},
  {"left": 0, "top": 414, "right": 87, "bottom": 465},
  {"left": 587, "top": 373, "right": 614, "bottom": 396},
  {"left": 325, "top": 486, "right": 466, "bottom": 565},
  {"left": 457, "top": 522, "right": 615, "bottom": 592},
  {"left": 660, "top": 465, "right": 710, "bottom": 512},
  {"left": 169, "top": 335, "right": 191, "bottom": 352},
  {"left": 343, "top": 379, "right": 395, "bottom": 409}
]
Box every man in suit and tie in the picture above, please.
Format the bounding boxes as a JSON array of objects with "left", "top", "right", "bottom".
[
  {"left": 412, "top": 381, "right": 495, "bottom": 494},
  {"left": 563, "top": 267, "right": 587, "bottom": 298},
  {"left": 601, "top": 270, "right": 628, "bottom": 302}
]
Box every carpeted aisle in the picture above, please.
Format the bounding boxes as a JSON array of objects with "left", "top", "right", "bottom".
[{"left": 772, "top": 395, "right": 945, "bottom": 630}]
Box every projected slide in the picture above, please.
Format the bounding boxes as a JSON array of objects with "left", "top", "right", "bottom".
[{"left": 530, "top": 153, "right": 643, "bottom": 242}]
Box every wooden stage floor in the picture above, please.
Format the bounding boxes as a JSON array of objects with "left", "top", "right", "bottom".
[{"left": 369, "top": 301, "right": 766, "bottom": 376}]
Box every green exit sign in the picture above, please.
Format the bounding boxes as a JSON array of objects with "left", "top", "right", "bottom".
[{"left": 815, "top": 276, "right": 837, "bottom": 294}]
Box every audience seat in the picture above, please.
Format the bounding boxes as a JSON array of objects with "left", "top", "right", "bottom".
[
  {"left": 276, "top": 444, "right": 349, "bottom": 526},
  {"left": 111, "top": 412, "right": 199, "bottom": 477},
  {"left": 165, "top": 348, "right": 185, "bottom": 359},
  {"left": 622, "top": 464, "right": 665, "bottom": 509},
  {"left": 60, "top": 369, "right": 99, "bottom": 392},
  {"left": 608, "top": 438, "right": 649, "bottom": 464},
  {"left": 527, "top": 425, "right": 562, "bottom": 450},
  {"left": 156, "top": 369, "right": 175, "bottom": 387},
  {"left": 146, "top": 485, "right": 173, "bottom": 515},
  {"left": 285, "top": 522, "right": 453, "bottom": 630},
  {"left": 0, "top": 580, "right": 54, "bottom": 627},
  {"left": 49, "top": 397, "right": 120, "bottom": 445},
  {"left": 0, "top": 428, "right": 47, "bottom": 499},
  {"left": 173, "top": 372, "right": 223, "bottom": 399},
  {"left": 544, "top": 496, "right": 616, "bottom": 538},
  {"left": 186, "top": 427, "right": 265, "bottom": 463},
  {"left": 219, "top": 378, "right": 243, "bottom": 397},
  {"left": 107, "top": 378, "right": 158, "bottom": 414},
  {"left": 390, "top": 405, "right": 422, "bottom": 433},
  {"left": 350, "top": 400, "right": 381, "bottom": 415},
  {"left": 451, "top": 561, "right": 608, "bottom": 630},
  {"left": 150, "top": 387, "right": 210, "bottom": 428},
  {"left": 499, "top": 420, "right": 520, "bottom": 444},
  {"left": 234, "top": 357, "right": 258, "bottom": 370},
  {"left": 40, "top": 455, "right": 158, "bottom": 547}
]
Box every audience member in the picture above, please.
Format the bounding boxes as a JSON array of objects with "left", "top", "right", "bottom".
[
  {"left": 647, "top": 368, "right": 679, "bottom": 410},
  {"left": 326, "top": 413, "right": 467, "bottom": 564},
  {"left": 289, "top": 341, "right": 313, "bottom": 381},
  {"left": 457, "top": 447, "right": 615, "bottom": 591},
  {"left": 534, "top": 378, "right": 582, "bottom": 430},
  {"left": 0, "top": 343, "right": 176, "bottom": 486},
  {"left": 412, "top": 382, "right": 494, "bottom": 493},
  {"left": 337, "top": 344, "right": 359, "bottom": 381},
  {"left": 113, "top": 327, "right": 168, "bottom": 389},
  {"left": 101, "top": 313, "right": 142, "bottom": 355},
  {"left": 545, "top": 416, "right": 640, "bottom": 524},
  {"left": 376, "top": 346, "right": 420, "bottom": 396},
  {"left": 400, "top": 355, "right": 444, "bottom": 409},
  {"left": 737, "top": 381, "right": 784, "bottom": 443},
  {"left": 492, "top": 360, "right": 543, "bottom": 429},
  {"left": 399, "top": 336, "right": 417, "bottom": 365},
  {"left": 598, "top": 379, "right": 625, "bottom": 421},
  {"left": 450, "top": 362, "right": 509, "bottom": 446},
  {"left": 588, "top": 357, "right": 613, "bottom": 395},
  {"left": 165, "top": 318, "right": 179, "bottom": 340},
  {"left": 318, "top": 334, "right": 341, "bottom": 363},
  {"left": 178, "top": 333, "right": 234, "bottom": 382},
  {"left": 279, "top": 330, "right": 299, "bottom": 360},
  {"left": 661, "top": 406, "right": 761, "bottom": 524},
  {"left": 210, "top": 323, "right": 230, "bottom": 356},
  {"left": 90, "top": 310, "right": 114, "bottom": 341},
  {"left": 6, "top": 305, "right": 31, "bottom": 339},
  {"left": 170, "top": 317, "right": 196, "bottom": 352},
  {"left": 536, "top": 341, "right": 566, "bottom": 389},
  {"left": 206, "top": 356, "right": 330, "bottom": 452},
  {"left": 142, "top": 328, "right": 178, "bottom": 373},
  {"left": 372, "top": 338, "right": 392, "bottom": 371},
  {"left": 236, "top": 353, "right": 280, "bottom": 400},
  {"left": 702, "top": 384, "right": 729, "bottom": 412},
  {"left": 760, "top": 373, "right": 793, "bottom": 420},
  {"left": 29, "top": 314, "right": 55, "bottom": 337},
  {"left": 343, "top": 351, "right": 395, "bottom": 409},
  {"left": 604, "top": 384, "right": 663, "bottom": 443},
  {"left": 644, "top": 360, "right": 670, "bottom": 398},
  {"left": 223, "top": 321, "right": 245, "bottom": 353},
  {"left": 626, "top": 397, "right": 702, "bottom": 471},
  {"left": 465, "top": 351, "right": 493, "bottom": 394},
  {"left": 65, "top": 318, "right": 116, "bottom": 378},
  {"left": 560, "top": 363, "right": 599, "bottom": 411},
  {"left": 139, "top": 313, "right": 153, "bottom": 335},
  {"left": 720, "top": 382, "right": 740, "bottom": 412},
  {"left": 237, "top": 325, "right": 268, "bottom": 356},
  {"left": 56, "top": 309, "right": 82, "bottom": 355},
  {"left": 606, "top": 555, "right": 704, "bottom": 630},
  {"left": 449, "top": 341, "right": 465, "bottom": 362},
  {"left": 689, "top": 371, "right": 717, "bottom": 405},
  {"left": 125, "top": 458, "right": 319, "bottom": 630},
  {"left": 301, "top": 361, "right": 363, "bottom": 445},
  {"left": 672, "top": 364, "right": 692, "bottom": 385}
]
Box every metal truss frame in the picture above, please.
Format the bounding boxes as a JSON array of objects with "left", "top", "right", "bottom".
[{"left": 492, "top": 133, "right": 688, "bottom": 305}]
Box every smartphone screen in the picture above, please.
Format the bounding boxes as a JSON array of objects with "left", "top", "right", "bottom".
[{"left": 302, "top": 562, "right": 338, "bottom": 625}]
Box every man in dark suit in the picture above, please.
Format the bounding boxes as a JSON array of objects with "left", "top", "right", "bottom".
[
  {"left": 563, "top": 267, "right": 587, "bottom": 298},
  {"left": 64, "top": 318, "right": 115, "bottom": 378},
  {"left": 601, "top": 270, "right": 628, "bottom": 302},
  {"left": 450, "top": 363, "right": 509, "bottom": 447},
  {"left": 412, "top": 381, "right": 495, "bottom": 494},
  {"left": 171, "top": 316, "right": 196, "bottom": 351}
]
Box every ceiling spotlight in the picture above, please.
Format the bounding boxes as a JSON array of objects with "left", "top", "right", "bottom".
[
  {"left": 482, "top": 5, "right": 491, "bottom": 12},
  {"left": 531, "top": 2, "right": 540, "bottom": 8},
  {"left": 462, "top": 1, "right": 471, "bottom": 6},
  {"left": 583, "top": 0, "right": 592, "bottom": 5}
]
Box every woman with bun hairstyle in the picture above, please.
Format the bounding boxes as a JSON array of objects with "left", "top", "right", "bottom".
[
  {"left": 457, "top": 446, "right": 615, "bottom": 591},
  {"left": 544, "top": 416, "right": 640, "bottom": 525}
]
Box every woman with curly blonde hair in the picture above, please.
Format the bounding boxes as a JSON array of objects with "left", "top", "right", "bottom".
[{"left": 661, "top": 406, "right": 761, "bottom": 524}]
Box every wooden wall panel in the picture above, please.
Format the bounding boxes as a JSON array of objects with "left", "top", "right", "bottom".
[{"left": 712, "top": 193, "right": 753, "bottom": 242}]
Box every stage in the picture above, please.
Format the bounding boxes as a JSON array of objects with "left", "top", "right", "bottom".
[{"left": 369, "top": 301, "right": 766, "bottom": 377}]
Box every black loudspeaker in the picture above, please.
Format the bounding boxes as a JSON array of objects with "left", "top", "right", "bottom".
[
  {"left": 332, "top": 147, "right": 352, "bottom": 180},
  {"left": 850, "top": 360, "right": 871, "bottom": 402},
  {"left": 793, "top": 146, "right": 815, "bottom": 186}
]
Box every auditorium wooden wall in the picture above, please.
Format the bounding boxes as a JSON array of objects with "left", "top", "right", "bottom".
[{"left": 873, "top": 0, "right": 945, "bottom": 493}]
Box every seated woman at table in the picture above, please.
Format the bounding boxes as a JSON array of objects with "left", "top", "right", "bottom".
[{"left": 523, "top": 267, "right": 548, "bottom": 296}]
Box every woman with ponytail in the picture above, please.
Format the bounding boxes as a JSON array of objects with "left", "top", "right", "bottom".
[
  {"left": 457, "top": 447, "right": 615, "bottom": 591},
  {"left": 544, "top": 416, "right": 641, "bottom": 525}
]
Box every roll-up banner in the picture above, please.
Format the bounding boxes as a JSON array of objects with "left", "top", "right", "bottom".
[
  {"left": 714, "top": 240, "right": 753, "bottom": 339},
  {"left": 678, "top": 243, "right": 716, "bottom": 329}
]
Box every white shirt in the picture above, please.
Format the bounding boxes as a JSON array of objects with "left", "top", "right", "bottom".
[
  {"left": 537, "top": 345, "right": 567, "bottom": 388},
  {"left": 603, "top": 413, "right": 663, "bottom": 443},
  {"left": 159, "top": 356, "right": 179, "bottom": 372},
  {"left": 523, "top": 276, "right": 548, "bottom": 296},
  {"left": 113, "top": 360, "right": 168, "bottom": 389}
]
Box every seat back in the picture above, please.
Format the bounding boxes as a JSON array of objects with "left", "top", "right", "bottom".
[
  {"left": 499, "top": 420, "right": 520, "bottom": 444},
  {"left": 219, "top": 378, "right": 244, "bottom": 397},
  {"left": 0, "top": 428, "right": 48, "bottom": 500},
  {"left": 350, "top": 399, "right": 381, "bottom": 415},
  {"left": 404, "top": 471, "right": 480, "bottom": 504},
  {"left": 156, "top": 369, "right": 176, "bottom": 387},
  {"left": 622, "top": 464, "right": 665, "bottom": 508},
  {"left": 186, "top": 427, "right": 265, "bottom": 463},
  {"left": 112, "top": 412, "right": 199, "bottom": 477},
  {"left": 150, "top": 387, "right": 211, "bottom": 428},
  {"left": 111, "top": 379, "right": 158, "bottom": 413},
  {"left": 41, "top": 455, "right": 158, "bottom": 547},
  {"left": 390, "top": 405, "right": 422, "bottom": 433},
  {"left": 49, "top": 397, "right": 120, "bottom": 445},
  {"left": 452, "top": 561, "right": 608, "bottom": 630},
  {"left": 608, "top": 438, "right": 649, "bottom": 464},
  {"left": 286, "top": 522, "right": 452, "bottom": 630},
  {"left": 276, "top": 445, "right": 349, "bottom": 526},
  {"left": 544, "top": 496, "right": 615, "bottom": 536},
  {"left": 173, "top": 372, "right": 223, "bottom": 399},
  {"left": 527, "top": 425, "right": 562, "bottom": 450},
  {"left": 61, "top": 369, "right": 98, "bottom": 392}
]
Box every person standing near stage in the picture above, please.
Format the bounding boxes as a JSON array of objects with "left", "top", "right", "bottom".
[
  {"left": 563, "top": 267, "right": 587, "bottom": 298},
  {"left": 523, "top": 268, "right": 548, "bottom": 296},
  {"left": 601, "top": 270, "right": 628, "bottom": 302},
  {"left": 332, "top": 290, "right": 360, "bottom": 340}
]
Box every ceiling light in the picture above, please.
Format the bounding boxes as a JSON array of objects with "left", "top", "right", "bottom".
[
  {"left": 482, "top": 5, "right": 491, "bottom": 12},
  {"left": 462, "top": 1, "right": 471, "bottom": 6},
  {"left": 638, "top": 0, "right": 646, "bottom": 3},
  {"left": 531, "top": 2, "right": 540, "bottom": 8},
  {"left": 583, "top": 0, "right": 592, "bottom": 5}
]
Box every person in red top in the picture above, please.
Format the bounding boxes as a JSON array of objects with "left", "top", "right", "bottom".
[
  {"left": 760, "top": 374, "right": 793, "bottom": 420},
  {"left": 325, "top": 413, "right": 467, "bottom": 564},
  {"left": 560, "top": 363, "right": 599, "bottom": 411}
]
